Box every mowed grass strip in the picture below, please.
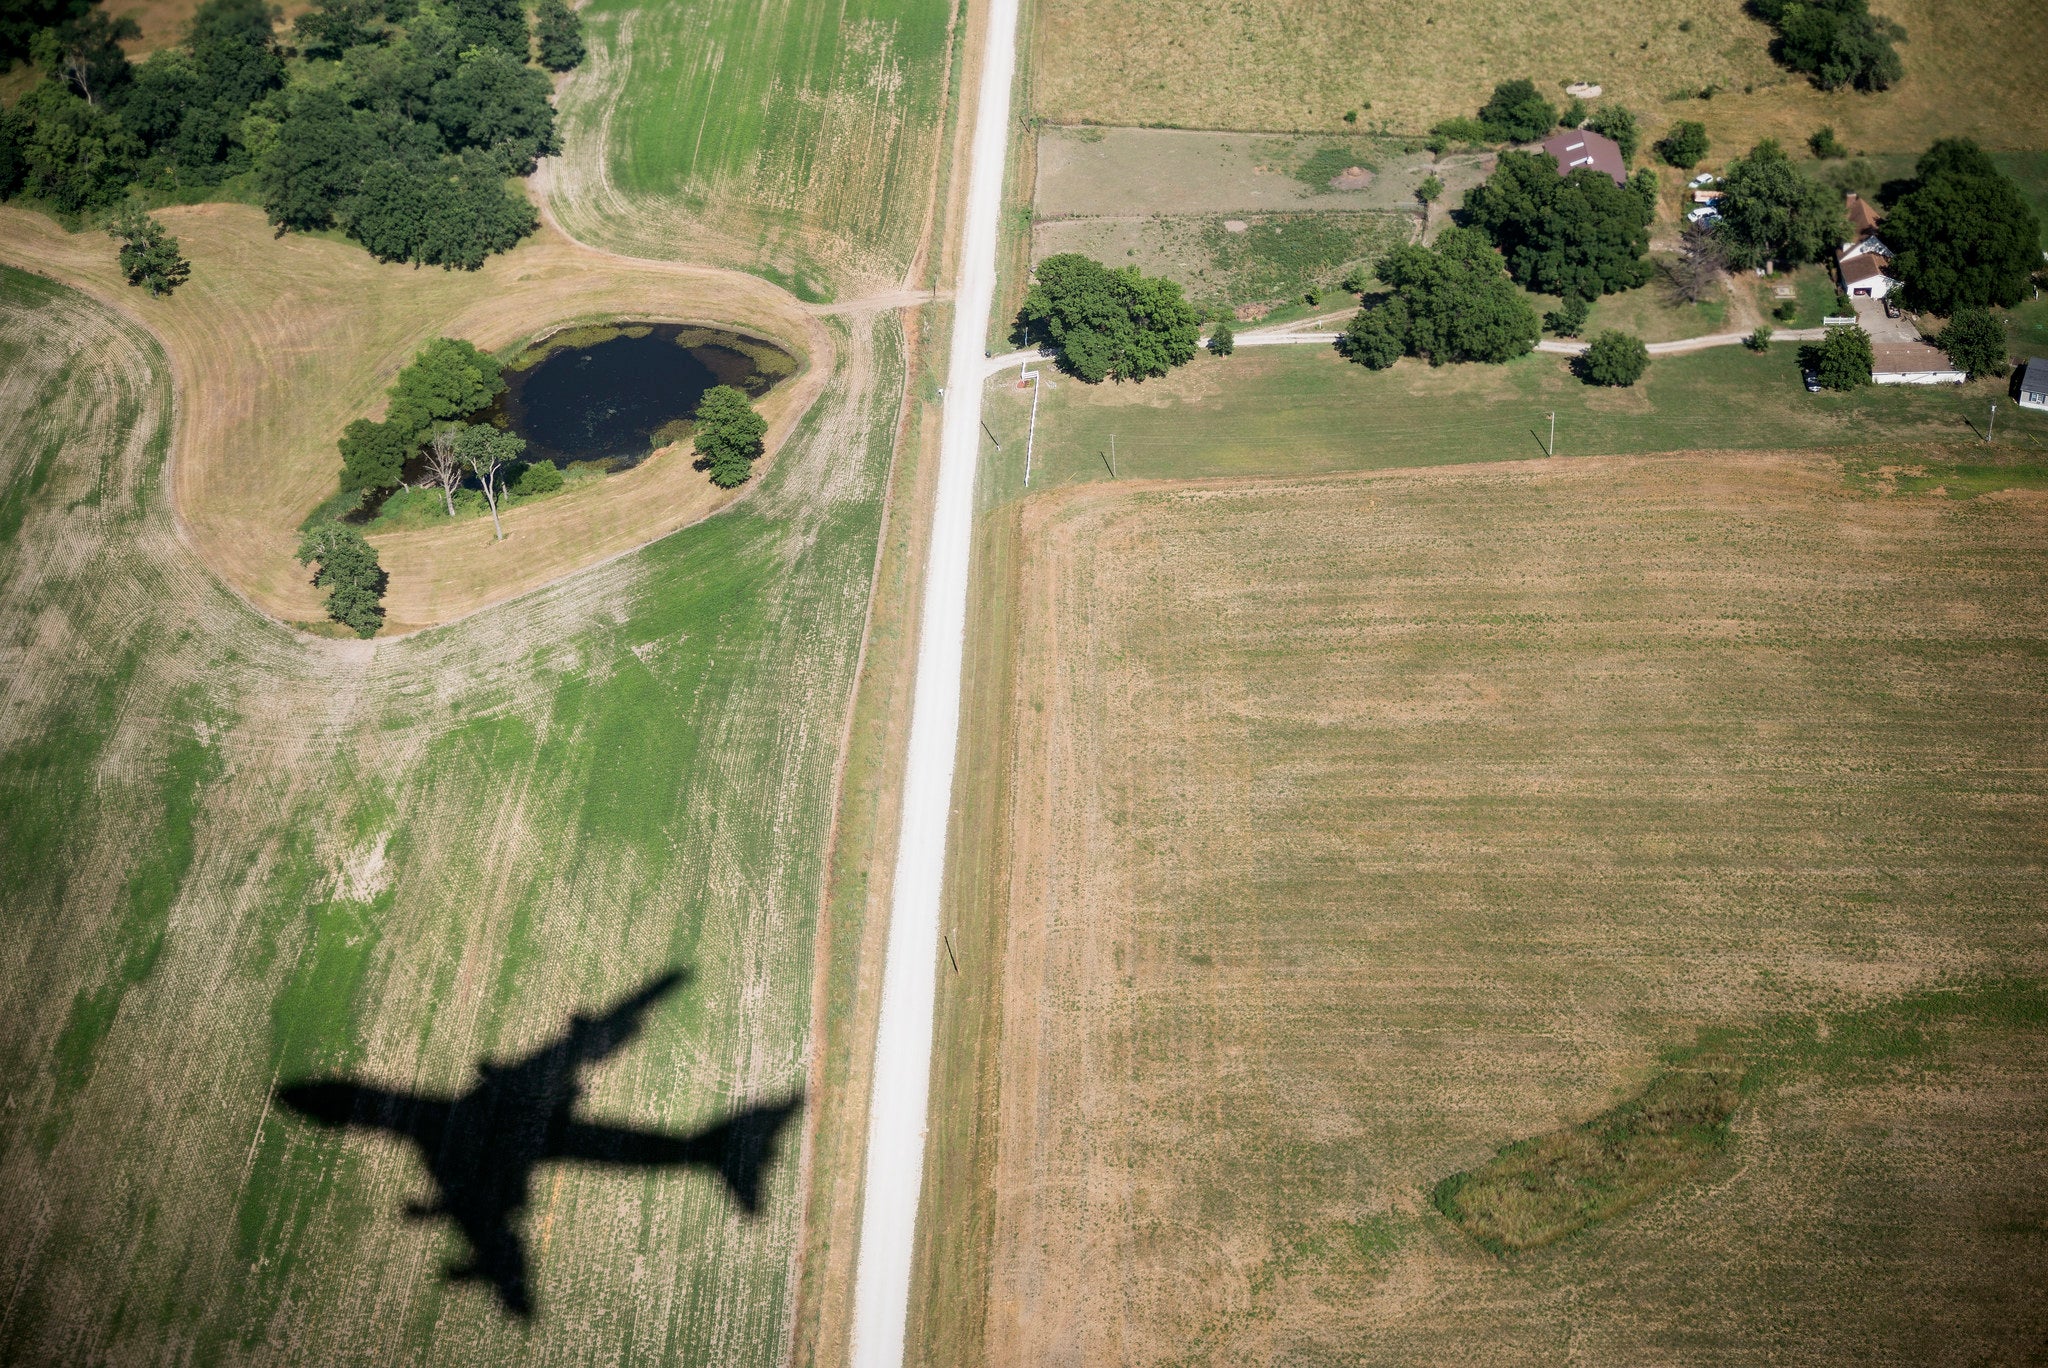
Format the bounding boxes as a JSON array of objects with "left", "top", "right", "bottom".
[
  {"left": 1029, "top": 0, "right": 2048, "bottom": 153},
  {"left": 1433, "top": 1067, "right": 1742, "bottom": 1254},
  {"left": 550, "top": 0, "right": 954, "bottom": 293}
]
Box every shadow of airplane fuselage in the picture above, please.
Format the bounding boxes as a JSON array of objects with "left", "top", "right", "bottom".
[{"left": 277, "top": 969, "right": 800, "bottom": 1318}]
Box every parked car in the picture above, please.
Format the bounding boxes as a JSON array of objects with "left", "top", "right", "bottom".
[{"left": 1803, "top": 369, "right": 1823, "bottom": 393}]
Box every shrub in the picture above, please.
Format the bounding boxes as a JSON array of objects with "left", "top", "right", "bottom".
[
  {"left": 1207, "top": 317, "right": 1235, "bottom": 356},
  {"left": 1478, "top": 79, "right": 1557, "bottom": 142},
  {"left": 1808, "top": 125, "right": 1846, "bottom": 159},
  {"left": 1416, "top": 172, "right": 1443, "bottom": 206},
  {"left": 511, "top": 459, "right": 564, "bottom": 496},
  {"left": 1578, "top": 329, "right": 1649, "bottom": 386},
  {"left": 694, "top": 384, "right": 767, "bottom": 488},
  {"left": 1657, "top": 121, "right": 1709, "bottom": 169},
  {"left": 1936, "top": 308, "right": 2010, "bottom": 380},
  {"left": 1799, "top": 324, "right": 1873, "bottom": 390},
  {"left": 1754, "top": 0, "right": 1903, "bottom": 91},
  {"left": 1746, "top": 324, "right": 1775, "bottom": 351},
  {"left": 1543, "top": 295, "right": 1589, "bottom": 337},
  {"left": 1427, "top": 115, "right": 1489, "bottom": 152},
  {"left": 1774, "top": 299, "right": 1798, "bottom": 321},
  {"left": 297, "top": 522, "right": 386, "bottom": 637}
]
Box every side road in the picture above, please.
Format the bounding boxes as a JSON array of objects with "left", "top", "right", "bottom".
[{"left": 983, "top": 324, "right": 1831, "bottom": 375}]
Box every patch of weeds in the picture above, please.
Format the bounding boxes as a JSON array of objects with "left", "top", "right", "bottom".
[
  {"left": 1840, "top": 454, "right": 2048, "bottom": 500},
  {"left": 1294, "top": 144, "right": 1377, "bottom": 190}
]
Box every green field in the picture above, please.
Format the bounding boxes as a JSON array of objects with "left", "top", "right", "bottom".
[
  {"left": 0, "top": 265, "right": 902, "bottom": 1363},
  {"left": 980, "top": 342, "right": 2048, "bottom": 500},
  {"left": 549, "top": 0, "right": 957, "bottom": 297}
]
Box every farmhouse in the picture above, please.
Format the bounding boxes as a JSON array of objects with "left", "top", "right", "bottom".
[
  {"left": 2021, "top": 357, "right": 2048, "bottom": 411},
  {"left": 1837, "top": 191, "right": 1898, "bottom": 297},
  {"left": 1539, "top": 127, "right": 1627, "bottom": 185},
  {"left": 1839, "top": 250, "right": 1896, "bottom": 299},
  {"left": 1871, "top": 340, "right": 1965, "bottom": 385}
]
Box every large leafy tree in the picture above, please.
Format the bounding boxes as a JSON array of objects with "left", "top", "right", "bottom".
[
  {"left": 445, "top": 0, "right": 527, "bottom": 57},
  {"left": 1339, "top": 226, "right": 1539, "bottom": 368},
  {"left": 104, "top": 206, "right": 190, "bottom": 294},
  {"left": 1477, "top": 79, "right": 1556, "bottom": 142},
  {"left": 693, "top": 385, "right": 768, "bottom": 488},
  {"left": 30, "top": 7, "right": 137, "bottom": 108},
  {"left": 1935, "top": 308, "right": 2010, "bottom": 380},
  {"left": 1465, "top": 151, "right": 1654, "bottom": 300},
  {"left": 1017, "top": 253, "right": 1202, "bottom": 383},
  {"left": 294, "top": 0, "right": 386, "bottom": 60},
  {"left": 1883, "top": 140, "right": 2043, "bottom": 313},
  {"left": 383, "top": 337, "right": 506, "bottom": 445},
  {"left": 297, "top": 523, "right": 387, "bottom": 637},
  {"left": 1800, "top": 324, "right": 1873, "bottom": 390},
  {"left": 337, "top": 417, "right": 409, "bottom": 491},
  {"left": 1715, "top": 139, "right": 1849, "bottom": 270},
  {"left": 13, "top": 82, "right": 137, "bottom": 210},
  {"left": 1578, "top": 329, "right": 1649, "bottom": 386},
  {"left": 429, "top": 45, "right": 558, "bottom": 173},
  {"left": 2, "top": 0, "right": 94, "bottom": 71},
  {"left": 1753, "top": 0, "right": 1902, "bottom": 91},
  {"left": 534, "top": 0, "right": 585, "bottom": 72}
]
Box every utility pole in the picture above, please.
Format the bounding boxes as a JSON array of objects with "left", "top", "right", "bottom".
[
  {"left": 1547, "top": 411, "right": 1555, "bottom": 458},
  {"left": 1110, "top": 433, "right": 1116, "bottom": 478},
  {"left": 1987, "top": 401, "right": 1997, "bottom": 444}
]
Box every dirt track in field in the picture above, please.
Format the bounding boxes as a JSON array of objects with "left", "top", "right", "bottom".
[
  {"left": 980, "top": 453, "right": 2048, "bottom": 1366},
  {"left": 0, "top": 204, "right": 834, "bottom": 631}
]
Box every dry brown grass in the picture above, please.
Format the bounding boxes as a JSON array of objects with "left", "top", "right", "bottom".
[
  {"left": 107, "top": 0, "right": 313, "bottom": 55},
  {"left": 968, "top": 453, "right": 2048, "bottom": 1366},
  {"left": 1030, "top": 0, "right": 2048, "bottom": 153},
  {"left": 0, "top": 203, "right": 832, "bottom": 631}
]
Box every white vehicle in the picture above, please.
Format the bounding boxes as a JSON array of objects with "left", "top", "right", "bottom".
[{"left": 1686, "top": 206, "right": 1722, "bottom": 225}]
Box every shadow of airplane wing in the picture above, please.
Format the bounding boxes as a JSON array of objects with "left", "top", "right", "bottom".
[
  {"left": 278, "top": 1079, "right": 452, "bottom": 1150},
  {"left": 548, "top": 1096, "right": 803, "bottom": 1214}
]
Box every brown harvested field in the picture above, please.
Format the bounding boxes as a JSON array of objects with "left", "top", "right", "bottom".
[
  {"left": 971, "top": 453, "right": 2048, "bottom": 1365},
  {"left": 1029, "top": 0, "right": 2048, "bottom": 153},
  {"left": 0, "top": 205, "right": 830, "bottom": 632}
]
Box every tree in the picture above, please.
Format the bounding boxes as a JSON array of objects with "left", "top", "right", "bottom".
[
  {"left": 1416, "top": 172, "right": 1443, "bottom": 207},
  {"left": 294, "top": 0, "right": 385, "bottom": 59},
  {"left": 1808, "top": 125, "right": 1846, "bottom": 159},
  {"left": 423, "top": 423, "right": 465, "bottom": 515},
  {"left": 445, "top": 0, "right": 527, "bottom": 56},
  {"left": 338, "top": 417, "right": 408, "bottom": 491},
  {"left": 1799, "top": 324, "right": 1873, "bottom": 389},
  {"left": 2, "top": 0, "right": 95, "bottom": 71},
  {"left": 104, "top": 206, "right": 189, "bottom": 294},
  {"left": 1477, "top": 79, "right": 1556, "bottom": 142},
  {"left": 1017, "top": 253, "right": 1202, "bottom": 383},
  {"left": 1754, "top": 0, "right": 1902, "bottom": 91},
  {"left": 455, "top": 423, "right": 522, "bottom": 538},
  {"left": 258, "top": 84, "right": 370, "bottom": 228},
  {"left": 297, "top": 523, "right": 387, "bottom": 636},
  {"left": 1883, "top": 140, "right": 2043, "bottom": 313},
  {"left": 342, "top": 150, "right": 537, "bottom": 268},
  {"left": 1579, "top": 329, "right": 1649, "bottom": 385},
  {"left": 1715, "top": 139, "right": 1848, "bottom": 269},
  {"left": 1935, "top": 307, "right": 2009, "bottom": 380},
  {"left": 1746, "top": 324, "right": 1774, "bottom": 351},
  {"left": 1207, "top": 317, "right": 1234, "bottom": 356},
  {"left": 1583, "top": 105, "right": 1640, "bottom": 163},
  {"left": 534, "top": 0, "right": 584, "bottom": 72},
  {"left": 1339, "top": 227, "right": 1538, "bottom": 368},
  {"left": 31, "top": 7, "right": 137, "bottom": 108},
  {"left": 1657, "top": 121, "right": 1709, "bottom": 169},
  {"left": 1464, "top": 151, "right": 1654, "bottom": 299},
  {"left": 430, "top": 44, "right": 558, "bottom": 173},
  {"left": 1661, "top": 221, "right": 1727, "bottom": 304},
  {"left": 13, "top": 81, "right": 138, "bottom": 210},
  {"left": 0, "top": 106, "right": 28, "bottom": 197},
  {"left": 693, "top": 384, "right": 767, "bottom": 488},
  {"left": 1543, "top": 294, "right": 1588, "bottom": 336},
  {"left": 383, "top": 337, "right": 505, "bottom": 447}
]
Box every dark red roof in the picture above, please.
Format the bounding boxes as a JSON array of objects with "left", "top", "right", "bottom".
[{"left": 1539, "top": 128, "right": 1627, "bottom": 185}]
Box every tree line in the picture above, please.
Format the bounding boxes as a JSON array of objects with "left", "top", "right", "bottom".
[{"left": 0, "top": 0, "right": 585, "bottom": 270}]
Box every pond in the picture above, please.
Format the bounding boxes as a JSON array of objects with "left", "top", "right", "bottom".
[{"left": 487, "top": 322, "right": 797, "bottom": 470}]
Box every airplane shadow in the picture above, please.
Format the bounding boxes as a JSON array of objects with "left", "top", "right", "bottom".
[{"left": 276, "top": 968, "right": 801, "bottom": 1319}]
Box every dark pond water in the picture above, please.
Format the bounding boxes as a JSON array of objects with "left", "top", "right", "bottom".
[{"left": 488, "top": 323, "right": 796, "bottom": 469}]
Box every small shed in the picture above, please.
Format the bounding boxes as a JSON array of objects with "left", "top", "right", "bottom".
[
  {"left": 1871, "top": 341, "right": 1964, "bottom": 385},
  {"left": 2020, "top": 357, "right": 2048, "bottom": 411},
  {"left": 1539, "top": 128, "right": 1628, "bottom": 185}
]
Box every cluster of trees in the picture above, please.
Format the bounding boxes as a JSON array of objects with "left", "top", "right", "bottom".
[
  {"left": 693, "top": 386, "right": 768, "bottom": 487},
  {"left": 1337, "top": 227, "right": 1539, "bottom": 369},
  {"left": 1429, "top": 79, "right": 1557, "bottom": 150},
  {"left": 0, "top": 0, "right": 585, "bottom": 269},
  {"left": 1753, "top": 0, "right": 1903, "bottom": 92},
  {"left": 1016, "top": 253, "right": 1202, "bottom": 383},
  {"left": 298, "top": 522, "right": 387, "bottom": 636},
  {"left": 338, "top": 336, "right": 505, "bottom": 497},
  {"left": 1883, "top": 140, "right": 2043, "bottom": 314},
  {"left": 105, "top": 205, "right": 188, "bottom": 293},
  {"left": 1465, "top": 152, "right": 1658, "bottom": 302}
]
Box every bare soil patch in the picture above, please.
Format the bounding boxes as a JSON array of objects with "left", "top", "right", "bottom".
[
  {"left": 976, "top": 453, "right": 2048, "bottom": 1366},
  {"left": 0, "top": 204, "right": 831, "bottom": 631}
]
